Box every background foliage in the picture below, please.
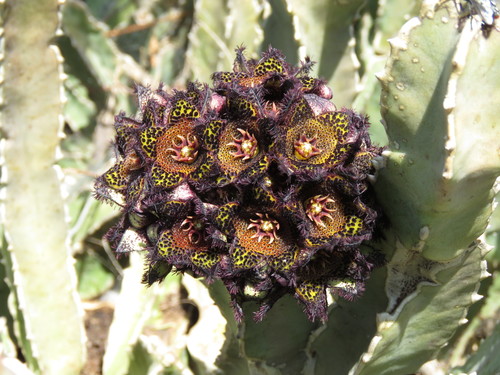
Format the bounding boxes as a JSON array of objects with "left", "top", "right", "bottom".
[{"left": 0, "top": 0, "right": 499, "bottom": 374}]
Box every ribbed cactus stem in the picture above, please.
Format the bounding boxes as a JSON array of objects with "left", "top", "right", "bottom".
[
  {"left": 350, "top": 1, "right": 499, "bottom": 373},
  {"left": 0, "top": 1, "right": 86, "bottom": 373}
]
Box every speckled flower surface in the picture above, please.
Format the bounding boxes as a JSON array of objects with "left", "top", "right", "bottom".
[{"left": 95, "top": 47, "right": 383, "bottom": 322}]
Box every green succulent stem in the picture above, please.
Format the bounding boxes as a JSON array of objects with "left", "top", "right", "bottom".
[{"left": 0, "top": 1, "right": 86, "bottom": 373}]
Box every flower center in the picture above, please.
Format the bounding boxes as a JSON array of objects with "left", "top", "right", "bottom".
[
  {"left": 261, "top": 220, "right": 274, "bottom": 232},
  {"left": 227, "top": 128, "right": 259, "bottom": 161},
  {"left": 180, "top": 216, "right": 205, "bottom": 245},
  {"left": 180, "top": 216, "right": 205, "bottom": 244},
  {"left": 294, "top": 134, "right": 322, "bottom": 160},
  {"left": 247, "top": 213, "right": 280, "bottom": 244},
  {"left": 309, "top": 202, "right": 323, "bottom": 216},
  {"left": 167, "top": 133, "right": 199, "bottom": 164},
  {"left": 241, "top": 140, "right": 254, "bottom": 154},
  {"left": 181, "top": 146, "right": 194, "bottom": 158},
  {"left": 305, "top": 195, "right": 337, "bottom": 227}
]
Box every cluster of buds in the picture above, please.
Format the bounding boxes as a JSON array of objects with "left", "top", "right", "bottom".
[{"left": 95, "top": 47, "right": 383, "bottom": 322}]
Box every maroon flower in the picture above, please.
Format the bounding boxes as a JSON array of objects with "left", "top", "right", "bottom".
[{"left": 95, "top": 47, "right": 383, "bottom": 323}]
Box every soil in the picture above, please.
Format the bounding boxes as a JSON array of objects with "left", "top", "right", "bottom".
[{"left": 81, "top": 302, "right": 114, "bottom": 375}]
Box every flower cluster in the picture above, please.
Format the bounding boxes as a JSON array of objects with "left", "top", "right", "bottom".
[{"left": 95, "top": 47, "right": 383, "bottom": 322}]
